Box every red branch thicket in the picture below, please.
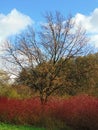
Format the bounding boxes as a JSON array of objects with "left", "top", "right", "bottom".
[{"left": 0, "top": 95, "right": 98, "bottom": 130}]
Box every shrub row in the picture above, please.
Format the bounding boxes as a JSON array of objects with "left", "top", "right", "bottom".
[
  {"left": 0, "top": 95, "right": 98, "bottom": 130},
  {"left": 48, "top": 95, "right": 98, "bottom": 130}
]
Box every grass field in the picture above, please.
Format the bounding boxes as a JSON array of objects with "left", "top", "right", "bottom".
[{"left": 0, "top": 123, "right": 46, "bottom": 130}]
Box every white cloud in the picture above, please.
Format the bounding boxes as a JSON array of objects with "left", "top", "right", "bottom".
[
  {"left": 0, "top": 9, "right": 33, "bottom": 71},
  {"left": 0, "top": 9, "right": 33, "bottom": 42},
  {"left": 74, "top": 8, "right": 98, "bottom": 47}
]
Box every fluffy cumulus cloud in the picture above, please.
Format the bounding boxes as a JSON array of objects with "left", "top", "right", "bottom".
[
  {"left": 74, "top": 8, "right": 98, "bottom": 47},
  {"left": 0, "top": 9, "right": 33, "bottom": 42},
  {"left": 0, "top": 9, "right": 33, "bottom": 70}
]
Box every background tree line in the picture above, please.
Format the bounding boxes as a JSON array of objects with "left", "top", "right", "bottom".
[
  {"left": 1, "top": 52, "right": 98, "bottom": 99},
  {"left": 16, "top": 53, "right": 98, "bottom": 97}
]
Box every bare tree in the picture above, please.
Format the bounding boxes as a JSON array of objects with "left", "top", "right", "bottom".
[{"left": 2, "top": 12, "right": 89, "bottom": 104}]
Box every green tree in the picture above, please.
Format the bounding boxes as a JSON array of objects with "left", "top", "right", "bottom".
[
  {"left": 60, "top": 54, "right": 98, "bottom": 95},
  {"left": 0, "top": 70, "right": 9, "bottom": 86}
]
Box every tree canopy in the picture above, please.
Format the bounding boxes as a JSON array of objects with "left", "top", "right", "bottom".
[{"left": 2, "top": 12, "right": 91, "bottom": 103}]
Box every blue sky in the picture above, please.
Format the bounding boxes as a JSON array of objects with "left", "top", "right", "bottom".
[
  {"left": 0, "top": 0, "right": 98, "bottom": 48},
  {"left": 0, "top": 0, "right": 98, "bottom": 21}
]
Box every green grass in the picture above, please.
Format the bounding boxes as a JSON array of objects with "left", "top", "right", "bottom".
[{"left": 0, "top": 123, "right": 46, "bottom": 130}]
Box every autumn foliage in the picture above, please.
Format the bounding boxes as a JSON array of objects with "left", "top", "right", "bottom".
[{"left": 0, "top": 95, "right": 97, "bottom": 130}]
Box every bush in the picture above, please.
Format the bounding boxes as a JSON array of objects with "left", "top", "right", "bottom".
[
  {"left": 0, "top": 86, "right": 20, "bottom": 99},
  {"left": 0, "top": 85, "right": 35, "bottom": 99},
  {"left": 0, "top": 95, "right": 97, "bottom": 130},
  {"left": 49, "top": 95, "right": 98, "bottom": 130},
  {"left": 42, "top": 117, "right": 72, "bottom": 130}
]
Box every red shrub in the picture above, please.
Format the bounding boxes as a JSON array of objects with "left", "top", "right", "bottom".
[
  {"left": 48, "top": 95, "right": 98, "bottom": 130},
  {"left": 0, "top": 95, "right": 98, "bottom": 130}
]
